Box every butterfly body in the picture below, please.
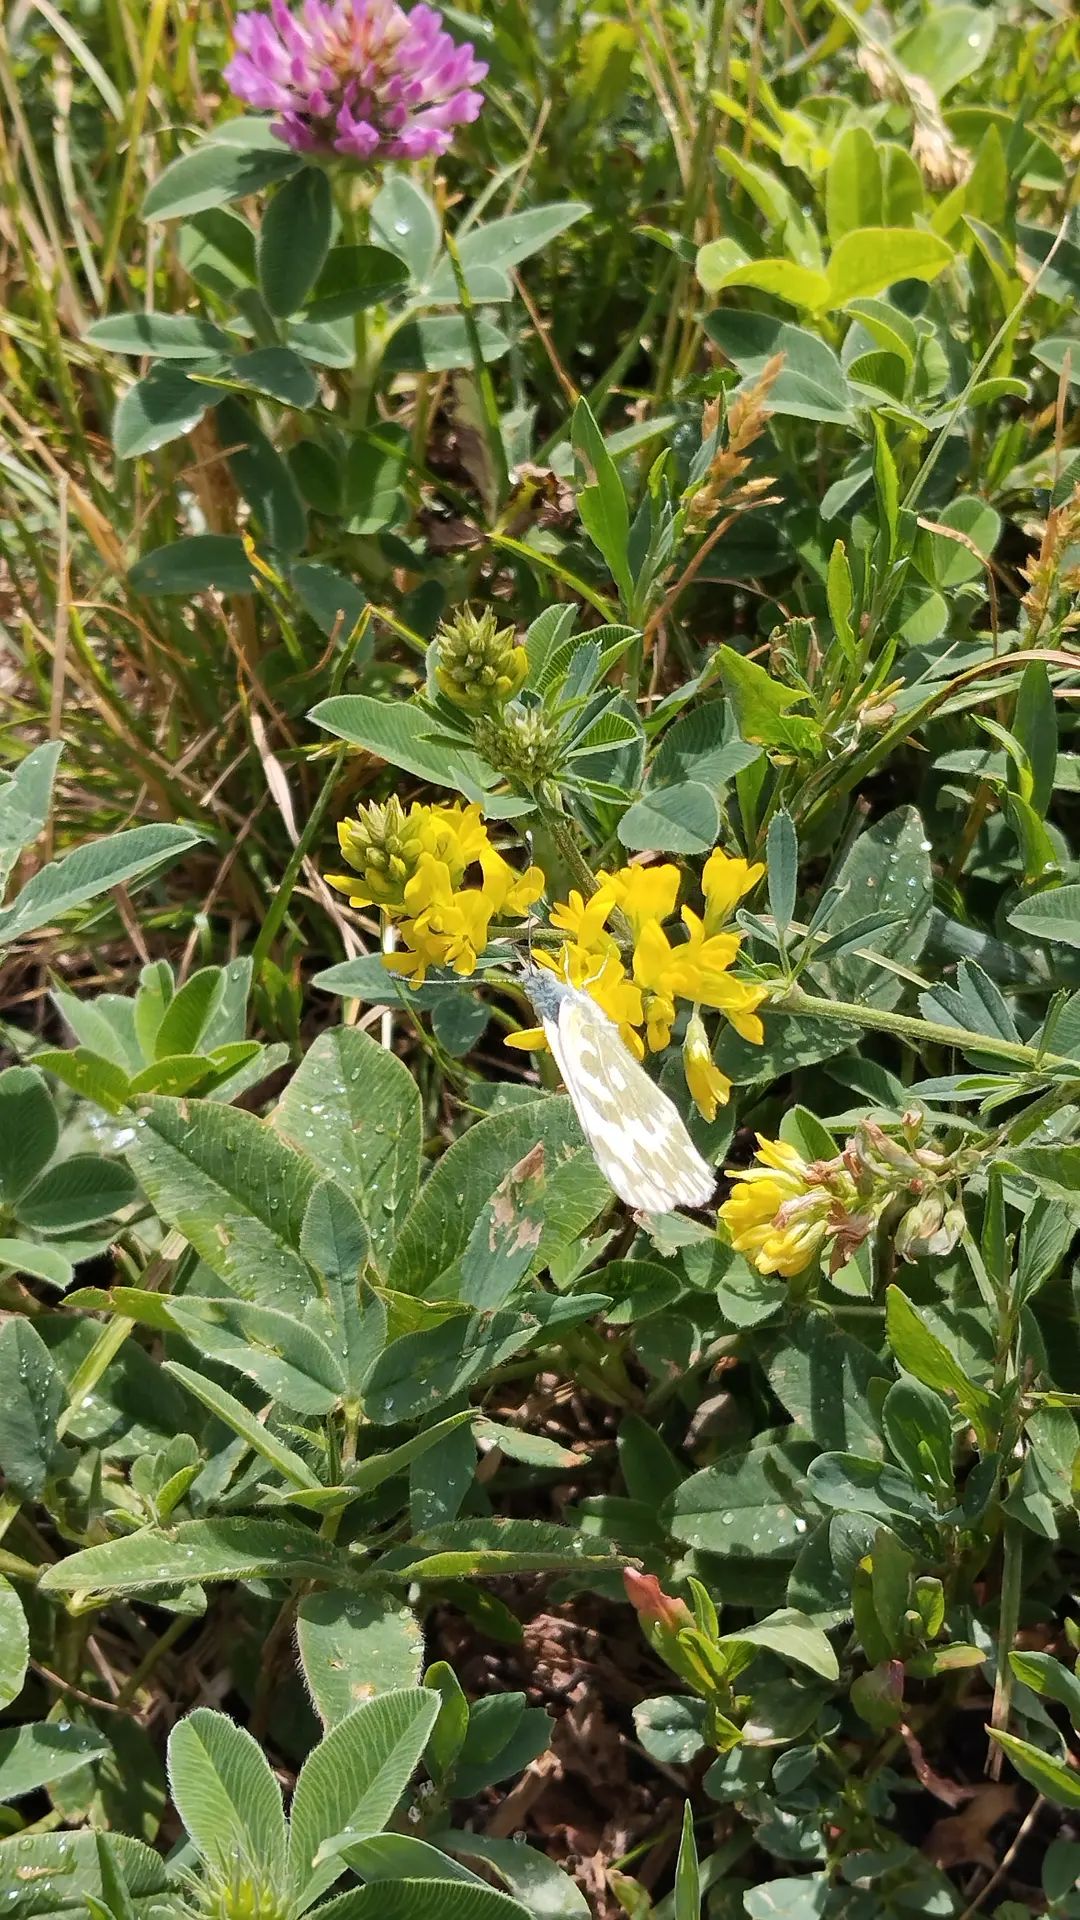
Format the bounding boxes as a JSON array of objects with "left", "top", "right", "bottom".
[{"left": 520, "top": 965, "right": 715, "bottom": 1215}]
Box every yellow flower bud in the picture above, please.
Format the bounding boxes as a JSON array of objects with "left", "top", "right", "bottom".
[{"left": 683, "top": 1013, "right": 732, "bottom": 1122}]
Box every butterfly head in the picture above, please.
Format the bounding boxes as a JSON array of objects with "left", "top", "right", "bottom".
[{"left": 518, "top": 961, "right": 570, "bottom": 1021}]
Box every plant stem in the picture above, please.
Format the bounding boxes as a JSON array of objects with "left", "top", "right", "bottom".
[
  {"left": 114, "top": 1613, "right": 187, "bottom": 1708},
  {"left": 987, "top": 1518, "right": 1023, "bottom": 1779},
  {"left": 770, "top": 984, "right": 1074, "bottom": 1076},
  {"left": 251, "top": 744, "right": 347, "bottom": 976},
  {"left": 534, "top": 799, "right": 602, "bottom": 899}
]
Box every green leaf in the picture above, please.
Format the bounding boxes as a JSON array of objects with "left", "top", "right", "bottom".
[
  {"left": 381, "top": 316, "right": 509, "bottom": 374},
  {"left": 291, "top": 563, "right": 367, "bottom": 641},
  {"left": 113, "top": 367, "right": 214, "bottom": 458},
  {"left": 227, "top": 347, "right": 320, "bottom": 409},
  {"left": 885, "top": 1287, "right": 993, "bottom": 1446},
  {"left": 0, "top": 1724, "right": 110, "bottom": 1804},
  {"left": 19, "top": 1154, "right": 136, "bottom": 1233},
  {"left": 85, "top": 313, "right": 233, "bottom": 358},
  {"left": 719, "top": 1608, "right": 839, "bottom": 1681},
  {"left": 1007, "top": 885, "right": 1080, "bottom": 948},
  {"left": 124, "top": 1095, "right": 319, "bottom": 1313},
  {"left": 0, "top": 742, "right": 62, "bottom": 887},
  {"left": 425, "top": 1662, "right": 469, "bottom": 1784},
  {"left": 387, "top": 1097, "right": 609, "bottom": 1297},
  {"left": 815, "top": 807, "right": 933, "bottom": 1010},
  {"left": 168, "top": 1296, "right": 345, "bottom": 1415},
  {"left": 319, "top": 1834, "right": 486, "bottom": 1888},
  {"left": 459, "top": 1144, "right": 547, "bottom": 1310},
  {"left": 743, "top": 1878, "right": 828, "bottom": 1919},
  {"left": 716, "top": 646, "right": 820, "bottom": 756},
  {"left": 273, "top": 1026, "right": 422, "bottom": 1271},
  {"left": 164, "top": 1362, "right": 322, "bottom": 1490},
  {"left": 0, "top": 1067, "right": 58, "bottom": 1202},
  {"left": 0, "top": 1831, "right": 169, "bottom": 1917},
  {"left": 304, "top": 245, "right": 410, "bottom": 321},
  {"left": 649, "top": 705, "right": 761, "bottom": 791},
  {"left": 1009, "top": 1650, "right": 1080, "bottom": 1731},
  {"left": 766, "top": 1314, "right": 887, "bottom": 1456},
  {"left": 696, "top": 246, "right": 830, "bottom": 311},
  {"left": 881, "top": 1379, "right": 954, "bottom": 1496},
  {"left": 143, "top": 136, "right": 300, "bottom": 219},
  {"left": 704, "top": 312, "right": 852, "bottom": 424},
  {"left": 152, "top": 968, "right": 226, "bottom": 1060},
  {"left": 0, "top": 1578, "right": 28, "bottom": 1711},
  {"left": 989, "top": 1729, "right": 1080, "bottom": 1810},
  {"left": 34, "top": 1048, "right": 132, "bottom": 1114},
  {"left": 674, "top": 1802, "right": 700, "bottom": 1920},
  {"left": 316, "top": 1885, "right": 529, "bottom": 1920},
  {"left": 218, "top": 397, "right": 307, "bottom": 554},
  {"left": 826, "top": 229, "right": 953, "bottom": 308},
  {"left": 371, "top": 174, "right": 441, "bottom": 282},
  {"left": 0, "top": 1319, "right": 66, "bottom": 1501},
  {"left": 897, "top": 5, "right": 996, "bottom": 95},
  {"left": 0, "top": 1237, "right": 75, "bottom": 1290},
  {"left": 167, "top": 1709, "right": 287, "bottom": 1885},
  {"left": 431, "top": 202, "right": 589, "bottom": 294},
  {"left": 39, "top": 1518, "right": 351, "bottom": 1597},
  {"left": 257, "top": 166, "right": 332, "bottom": 316},
  {"left": 129, "top": 535, "right": 255, "bottom": 597},
  {"left": 632, "top": 1697, "right": 709, "bottom": 1767},
  {"left": 288, "top": 1688, "right": 440, "bottom": 1906},
  {"left": 391, "top": 1514, "right": 615, "bottom": 1581},
  {"left": 0, "top": 824, "right": 201, "bottom": 946},
  {"left": 450, "top": 1693, "right": 552, "bottom": 1797},
  {"left": 285, "top": 1412, "right": 474, "bottom": 1514},
  {"left": 618, "top": 782, "right": 720, "bottom": 854},
  {"left": 572, "top": 397, "right": 633, "bottom": 606},
  {"left": 666, "top": 1439, "right": 816, "bottom": 1560},
  {"left": 309, "top": 695, "right": 498, "bottom": 800},
  {"left": 767, "top": 810, "right": 798, "bottom": 935},
  {"left": 913, "top": 495, "right": 1001, "bottom": 588},
  {"left": 297, "top": 1592, "right": 425, "bottom": 1728},
  {"left": 826, "top": 126, "right": 883, "bottom": 242}
]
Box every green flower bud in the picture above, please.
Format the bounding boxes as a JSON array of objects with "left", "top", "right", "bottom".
[
  {"left": 335, "top": 796, "right": 431, "bottom": 910},
  {"left": 472, "top": 702, "right": 561, "bottom": 785},
  {"left": 434, "top": 605, "right": 528, "bottom": 713}
]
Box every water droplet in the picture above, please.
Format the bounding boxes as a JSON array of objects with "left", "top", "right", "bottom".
[
  {"left": 794, "top": 1516, "right": 808, "bottom": 1533},
  {"left": 393, "top": 219, "right": 410, "bottom": 235},
  {"left": 721, "top": 1510, "right": 735, "bottom": 1525}
]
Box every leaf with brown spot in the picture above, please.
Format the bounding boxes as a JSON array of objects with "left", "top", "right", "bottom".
[{"left": 460, "top": 1144, "right": 548, "bottom": 1311}]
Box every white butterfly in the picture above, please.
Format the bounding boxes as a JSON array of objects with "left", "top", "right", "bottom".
[{"left": 521, "top": 964, "right": 715, "bottom": 1215}]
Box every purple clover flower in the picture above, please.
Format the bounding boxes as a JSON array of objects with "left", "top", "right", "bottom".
[{"left": 224, "top": 0, "right": 488, "bottom": 162}]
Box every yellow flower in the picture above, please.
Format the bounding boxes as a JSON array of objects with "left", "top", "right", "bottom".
[
  {"left": 331, "top": 798, "right": 489, "bottom": 912},
  {"left": 718, "top": 1136, "right": 830, "bottom": 1278},
  {"left": 701, "top": 849, "right": 765, "bottom": 934},
  {"left": 549, "top": 888, "right": 618, "bottom": 954},
  {"left": 683, "top": 1013, "right": 731, "bottom": 1121},
  {"left": 597, "top": 863, "right": 681, "bottom": 940},
  {"left": 505, "top": 944, "right": 646, "bottom": 1057},
  {"left": 478, "top": 845, "right": 545, "bottom": 918}
]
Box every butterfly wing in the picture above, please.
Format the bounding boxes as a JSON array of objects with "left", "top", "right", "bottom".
[{"left": 541, "top": 989, "right": 715, "bottom": 1214}]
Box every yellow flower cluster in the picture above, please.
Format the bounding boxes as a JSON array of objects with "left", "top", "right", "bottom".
[
  {"left": 718, "top": 1136, "right": 836, "bottom": 1278},
  {"left": 327, "top": 797, "right": 543, "bottom": 984},
  {"left": 507, "top": 850, "right": 768, "bottom": 1119},
  {"left": 719, "top": 1115, "right": 973, "bottom": 1280}
]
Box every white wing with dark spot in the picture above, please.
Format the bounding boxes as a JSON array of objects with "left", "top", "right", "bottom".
[{"left": 540, "top": 987, "right": 715, "bottom": 1215}]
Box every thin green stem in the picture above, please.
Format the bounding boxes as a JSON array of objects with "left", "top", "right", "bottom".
[
  {"left": 534, "top": 799, "right": 601, "bottom": 900},
  {"left": 114, "top": 1613, "right": 187, "bottom": 1708},
  {"left": 771, "top": 984, "right": 1075, "bottom": 1076},
  {"left": 251, "top": 744, "right": 348, "bottom": 975},
  {"left": 988, "top": 1518, "right": 1023, "bottom": 1777}
]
